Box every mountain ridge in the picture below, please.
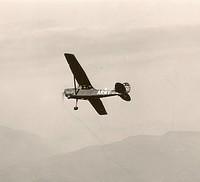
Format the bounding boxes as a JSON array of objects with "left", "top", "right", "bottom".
[{"left": 1, "top": 129, "right": 200, "bottom": 182}]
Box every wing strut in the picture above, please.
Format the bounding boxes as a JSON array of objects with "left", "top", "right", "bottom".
[
  {"left": 74, "top": 75, "right": 77, "bottom": 94},
  {"left": 73, "top": 76, "right": 78, "bottom": 110}
]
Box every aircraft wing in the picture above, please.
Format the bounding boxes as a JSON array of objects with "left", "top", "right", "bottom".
[
  {"left": 89, "top": 98, "right": 107, "bottom": 115},
  {"left": 64, "top": 53, "right": 92, "bottom": 87}
]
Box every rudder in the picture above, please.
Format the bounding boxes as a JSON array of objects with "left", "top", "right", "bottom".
[{"left": 115, "top": 82, "right": 131, "bottom": 94}]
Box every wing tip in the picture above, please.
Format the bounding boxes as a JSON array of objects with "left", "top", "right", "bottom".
[
  {"left": 64, "top": 53, "right": 74, "bottom": 57},
  {"left": 99, "top": 112, "right": 108, "bottom": 116},
  {"left": 99, "top": 111, "right": 108, "bottom": 115}
]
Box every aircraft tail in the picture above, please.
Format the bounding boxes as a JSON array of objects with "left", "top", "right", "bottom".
[{"left": 115, "top": 82, "right": 131, "bottom": 101}]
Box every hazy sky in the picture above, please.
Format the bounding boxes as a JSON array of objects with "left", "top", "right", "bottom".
[{"left": 1, "top": 0, "right": 200, "bottom": 151}]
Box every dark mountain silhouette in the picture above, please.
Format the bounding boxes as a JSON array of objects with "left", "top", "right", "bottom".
[{"left": 1, "top": 131, "right": 200, "bottom": 182}]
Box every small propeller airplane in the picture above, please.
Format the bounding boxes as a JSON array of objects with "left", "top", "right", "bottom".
[{"left": 63, "top": 53, "right": 131, "bottom": 115}]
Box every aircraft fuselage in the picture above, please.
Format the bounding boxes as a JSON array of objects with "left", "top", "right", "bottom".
[{"left": 64, "top": 88, "right": 119, "bottom": 100}]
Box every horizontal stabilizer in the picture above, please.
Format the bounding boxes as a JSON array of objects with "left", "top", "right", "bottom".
[
  {"left": 115, "top": 83, "right": 126, "bottom": 94},
  {"left": 119, "top": 93, "right": 131, "bottom": 101}
]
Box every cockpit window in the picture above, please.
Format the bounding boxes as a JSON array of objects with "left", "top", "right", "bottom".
[{"left": 80, "top": 85, "right": 92, "bottom": 89}]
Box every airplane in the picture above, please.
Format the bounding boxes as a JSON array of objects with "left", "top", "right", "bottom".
[{"left": 63, "top": 53, "right": 131, "bottom": 115}]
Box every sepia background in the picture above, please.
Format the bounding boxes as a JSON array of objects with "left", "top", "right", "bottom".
[{"left": 1, "top": 0, "right": 200, "bottom": 181}]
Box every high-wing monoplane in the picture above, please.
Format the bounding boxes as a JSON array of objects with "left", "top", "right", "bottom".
[{"left": 63, "top": 53, "right": 131, "bottom": 115}]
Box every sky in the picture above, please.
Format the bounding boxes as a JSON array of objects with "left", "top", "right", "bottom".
[{"left": 1, "top": 0, "right": 200, "bottom": 152}]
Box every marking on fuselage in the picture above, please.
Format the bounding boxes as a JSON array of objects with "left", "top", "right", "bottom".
[{"left": 97, "top": 90, "right": 111, "bottom": 95}]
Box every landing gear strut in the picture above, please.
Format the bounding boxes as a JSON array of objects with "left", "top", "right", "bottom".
[{"left": 74, "top": 99, "right": 78, "bottom": 110}]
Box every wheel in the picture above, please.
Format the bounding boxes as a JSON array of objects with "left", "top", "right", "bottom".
[{"left": 74, "top": 106, "right": 78, "bottom": 110}]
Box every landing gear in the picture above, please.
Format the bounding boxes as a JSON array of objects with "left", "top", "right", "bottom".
[{"left": 74, "top": 99, "right": 78, "bottom": 111}]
